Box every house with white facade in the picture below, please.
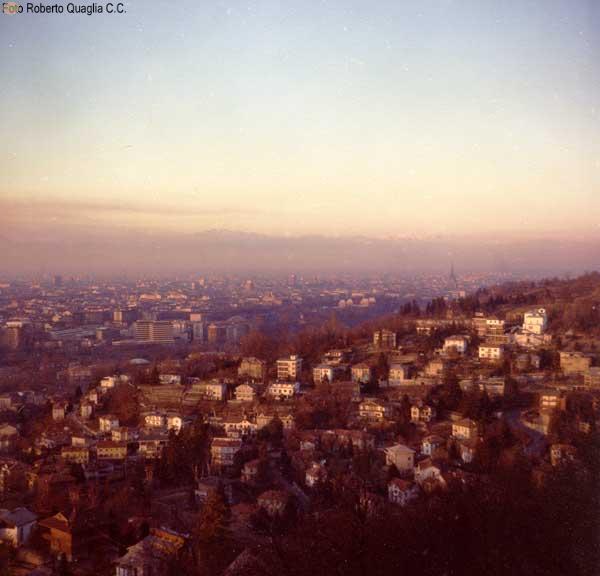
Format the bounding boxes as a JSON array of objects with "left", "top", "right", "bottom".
[
  {"left": 443, "top": 335, "right": 468, "bottom": 355},
  {"left": 422, "top": 435, "right": 445, "bottom": 457},
  {"left": 523, "top": 308, "right": 547, "bottom": 335},
  {"left": 359, "top": 398, "right": 392, "bottom": 422},
  {"left": 98, "top": 414, "right": 120, "bottom": 433},
  {"left": 452, "top": 419, "right": 478, "bottom": 441},
  {"left": 234, "top": 384, "right": 256, "bottom": 403},
  {"left": 410, "top": 403, "right": 436, "bottom": 423},
  {"left": 224, "top": 416, "right": 257, "bottom": 438},
  {"left": 388, "top": 363, "right": 412, "bottom": 385},
  {"left": 388, "top": 479, "right": 419, "bottom": 506},
  {"left": 351, "top": 363, "right": 372, "bottom": 384},
  {"left": 384, "top": 444, "right": 415, "bottom": 472},
  {"left": 266, "top": 381, "right": 299, "bottom": 400},
  {"left": 166, "top": 413, "right": 183, "bottom": 432},
  {"left": 478, "top": 344, "right": 504, "bottom": 362},
  {"left": 144, "top": 412, "right": 166, "bottom": 429}
]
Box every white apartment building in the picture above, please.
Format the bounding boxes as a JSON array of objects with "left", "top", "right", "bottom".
[
  {"left": 313, "top": 364, "right": 335, "bottom": 384},
  {"left": 145, "top": 413, "right": 166, "bottom": 428},
  {"left": 133, "top": 320, "right": 175, "bottom": 344},
  {"left": 479, "top": 344, "right": 504, "bottom": 362},
  {"left": 276, "top": 355, "right": 303, "bottom": 381},
  {"left": 539, "top": 390, "right": 565, "bottom": 412},
  {"left": 472, "top": 314, "right": 505, "bottom": 336},
  {"left": 523, "top": 308, "right": 548, "bottom": 335}
]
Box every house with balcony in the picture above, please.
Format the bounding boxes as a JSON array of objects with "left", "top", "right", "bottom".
[
  {"left": 358, "top": 398, "right": 391, "bottom": 422},
  {"left": 452, "top": 419, "right": 478, "bottom": 441}
]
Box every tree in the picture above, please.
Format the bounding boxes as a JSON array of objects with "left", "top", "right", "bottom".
[
  {"left": 437, "top": 373, "right": 462, "bottom": 413},
  {"left": 240, "top": 330, "right": 275, "bottom": 362},
  {"left": 375, "top": 352, "right": 389, "bottom": 381},
  {"left": 191, "top": 490, "right": 234, "bottom": 575},
  {"left": 56, "top": 553, "right": 71, "bottom": 576},
  {"left": 156, "top": 420, "right": 210, "bottom": 486},
  {"left": 108, "top": 383, "right": 139, "bottom": 425},
  {"left": 258, "top": 415, "right": 283, "bottom": 447},
  {"left": 148, "top": 365, "right": 160, "bottom": 386},
  {"left": 0, "top": 543, "right": 12, "bottom": 576}
]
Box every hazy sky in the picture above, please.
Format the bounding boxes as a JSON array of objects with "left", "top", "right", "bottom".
[{"left": 1, "top": 0, "right": 599, "bottom": 239}]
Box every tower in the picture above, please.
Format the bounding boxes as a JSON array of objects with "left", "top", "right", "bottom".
[{"left": 449, "top": 263, "right": 458, "bottom": 288}]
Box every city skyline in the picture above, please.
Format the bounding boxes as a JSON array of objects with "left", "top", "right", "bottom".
[{"left": 1, "top": 0, "right": 599, "bottom": 241}]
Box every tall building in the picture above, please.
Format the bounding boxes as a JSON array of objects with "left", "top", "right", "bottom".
[
  {"left": 113, "top": 308, "right": 138, "bottom": 325},
  {"left": 472, "top": 313, "right": 505, "bottom": 337},
  {"left": 373, "top": 329, "right": 397, "bottom": 349},
  {"left": 207, "top": 323, "right": 226, "bottom": 345},
  {"left": 134, "top": 321, "right": 174, "bottom": 344},
  {"left": 191, "top": 321, "right": 205, "bottom": 343},
  {"left": 2, "top": 320, "right": 31, "bottom": 350},
  {"left": 276, "top": 355, "right": 302, "bottom": 381},
  {"left": 225, "top": 318, "right": 249, "bottom": 344}
]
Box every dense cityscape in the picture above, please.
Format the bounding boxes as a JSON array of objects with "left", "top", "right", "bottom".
[{"left": 0, "top": 270, "right": 598, "bottom": 574}]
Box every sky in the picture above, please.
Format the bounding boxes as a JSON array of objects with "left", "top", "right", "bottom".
[{"left": 1, "top": 0, "right": 599, "bottom": 240}]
